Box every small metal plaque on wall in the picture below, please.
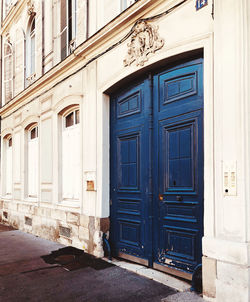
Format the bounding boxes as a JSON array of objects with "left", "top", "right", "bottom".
[
  {"left": 196, "top": 0, "right": 208, "bottom": 10},
  {"left": 87, "top": 180, "right": 95, "bottom": 191}
]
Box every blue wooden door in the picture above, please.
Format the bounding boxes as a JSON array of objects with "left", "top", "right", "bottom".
[
  {"left": 110, "top": 58, "right": 203, "bottom": 274},
  {"left": 153, "top": 59, "right": 204, "bottom": 272},
  {"left": 110, "top": 78, "right": 152, "bottom": 263}
]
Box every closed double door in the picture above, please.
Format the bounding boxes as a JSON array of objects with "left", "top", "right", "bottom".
[{"left": 110, "top": 58, "right": 204, "bottom": 275}]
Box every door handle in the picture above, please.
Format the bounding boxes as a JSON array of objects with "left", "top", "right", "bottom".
[
  {"left": 176, "top": 195, "right": 183, "bottom": 202},
  {"left": 159, "top": 194, "right": 164, "bottom": 201}
]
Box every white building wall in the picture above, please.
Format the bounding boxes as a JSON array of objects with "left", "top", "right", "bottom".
[{"left": 202, "top": 0, "right": 250, "bottom": 301}]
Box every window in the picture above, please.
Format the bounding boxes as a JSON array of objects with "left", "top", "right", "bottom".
[
  {"left": 3, "top": 42, "right": 13, "bottom": 104},
  {"left": 65, "top": 109, "right": 79, "bottom": 127},
  {"left": 5, "top": 136, "right": 13, "bottom": 196},
  {"left": 60, "top": 0, "right": 77, "bottom": 60},
  {"left": 61, "top": 108, "right": 80, "bottom": 201},
  {"left": 27, "top": 125, "right": 39, "bottom": 198},
  {"left": 26, "top": 17, "right": 36, "bottom": 83}
]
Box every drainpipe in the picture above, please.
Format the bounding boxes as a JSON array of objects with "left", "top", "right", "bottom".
[
  {"left": 102, "top": 233, "right": 112, "bottom": 261},
  {"left": 191, "top": 263, "right": 202, "bottom": 293}
]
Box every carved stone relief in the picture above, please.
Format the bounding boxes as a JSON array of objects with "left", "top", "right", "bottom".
[
  {"left": 27, "top": 0, "right": 35, "bottom": 16},
  {"left": 124, "top": 21, "right": 164, "bottom": 67}
]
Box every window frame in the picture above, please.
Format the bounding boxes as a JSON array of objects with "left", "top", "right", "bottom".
[
  {"left": 64, "top": 108, "right": 80, "bottom": 129},
  {"left": 3, "top": 41, "right": 13, "bottom": 104},
  {"left": 60, "top": 0, "right": 77, "bottom": 60},
  {"left": 3, "top": 134, "right": 13, "bottom": 198},
  {"left": 29, "top": 125, "right": 38, "bottom": 141},
  {"left": 25, "top": 123, "right": 39, "bottom": 201},
  {"left": 30, "top": 18, "right": 36, "bottom": 76},
  {"left": 26, "top": 16, "right": 36, "bottom": 84},
  {"left": 60, "top": 106, "right": 81, "bottom": 204}
]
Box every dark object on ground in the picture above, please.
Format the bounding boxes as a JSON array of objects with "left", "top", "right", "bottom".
[
  {"left": 41, "top": 246, "right": 114, "bottom": 271},
  {"left": 0, "top": 228, "right": 178, "bottom": 302}
]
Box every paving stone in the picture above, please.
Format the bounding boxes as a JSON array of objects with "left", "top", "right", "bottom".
[
  {"left": 137, "top": 268, "right": 190, "bottom": 292},
  {"left": 161, "top": 291, "right": 205, "bottom": 302},
  {"left": 0, "top": 225, "right": 177, "bottom": 302}
]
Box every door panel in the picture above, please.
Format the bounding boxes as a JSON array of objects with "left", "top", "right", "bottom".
[
  {"left": 156, "top": 111, "right": 203, "bottom": 271},
  {"left": 154, "top": 60, "right": 203, "bottom": 272},
  {"left": 110, "top": 58, "right": 203, "bottom": 275},
  {"left": 118, "top": 134, "right": 139, "bottom": 190},
  {"left": 158, "top": 63, "right": 203, "bottom": 117},
  {"left": 110, "top": 80, "right": 151, "bottom": 261},
  {"left": 168, "top": 123, "right": 194, "bottom": 190}
]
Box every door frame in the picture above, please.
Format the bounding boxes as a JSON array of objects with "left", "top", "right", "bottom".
[
  {"left": 110, "top": 56, "right": 204, "bottom": 279},
  {"left": 105, "top": 46, "right": 214, "bottom": 280}
]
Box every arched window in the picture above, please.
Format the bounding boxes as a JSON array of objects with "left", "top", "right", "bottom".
[
  {"left": 60, "top": 0, "right": 77, "bottom": 60},
  {"left": 3, "top": 42, "right": 13, "bottom": 104},
  {"left": 26, "top": 124, "right": 39, "bottom": 198},
  {"left": 4, "top": 135, "right": 13, "bottom": 196},
  {"left": 61, "top": 107, "right": 80, "bottom": 201},
  {"left": 26, "top": 17, "right": 36, "bottom": 84}
]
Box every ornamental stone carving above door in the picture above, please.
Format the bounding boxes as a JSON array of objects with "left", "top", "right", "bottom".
[
  {"left": 124, "top": 21, "right": 164, "bottom": 67},
  {"left": 27, "top": 0, "right": 35, "bottom": 16}
]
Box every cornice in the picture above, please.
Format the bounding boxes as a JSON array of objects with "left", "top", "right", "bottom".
[{"left": 0, "top": 0, "right": 185, "bottom": 118}]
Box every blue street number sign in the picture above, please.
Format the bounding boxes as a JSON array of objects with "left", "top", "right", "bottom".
[{"left": 196, "top": 0, "right": 208, "bottom": 10}]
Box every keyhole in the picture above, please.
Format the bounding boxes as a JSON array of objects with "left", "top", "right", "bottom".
[{"left": 173, "top": 180, "right": 176, "bottom": 186}]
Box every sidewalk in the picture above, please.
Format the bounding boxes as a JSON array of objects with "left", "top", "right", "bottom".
[{"left": 0, "top": 224, "right": 204, "bottom": 302}]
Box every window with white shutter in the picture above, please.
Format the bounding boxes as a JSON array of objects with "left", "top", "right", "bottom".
[
  {"left": 15, "top": 28, "right": 25, "bottom": 95},
  {"left": 62, "top": 109, "right": 80, "bottom": 201},
  {"left": 60, "top": 0, "right": 77, "bottom": 60},
  {"left": 3, "top": 42, "right": 13, "bottom": 104},
  {"left": 27, "top": 126, "right": 39, "bottom": 198},
  {"left": 26, "top": 17, "right": 36, "bottom": 85},
  {"left": 5, "top": 136, "right": 13, "bottom": 196}
]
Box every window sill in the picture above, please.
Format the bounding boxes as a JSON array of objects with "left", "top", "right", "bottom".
[
  {"left": 26, "top": 73, "right": 37, "bottom": 87},
  {"left": 1, "top": 195, "right": 12, "bottom": 200},
  {"left": 24, "top": 197, "right": 38, "bottom": 203},
  {"left": 58, "top": 199, "right": 81, "bottom": 209}
]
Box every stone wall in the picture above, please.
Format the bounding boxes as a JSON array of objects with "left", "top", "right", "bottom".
[{"left": 0, "top": 200, "right": 109, "bottom": 257}]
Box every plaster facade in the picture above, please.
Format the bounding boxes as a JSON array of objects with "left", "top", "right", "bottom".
[{"left": 0, "top": 0, "right": 249, "bottom": 301}]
